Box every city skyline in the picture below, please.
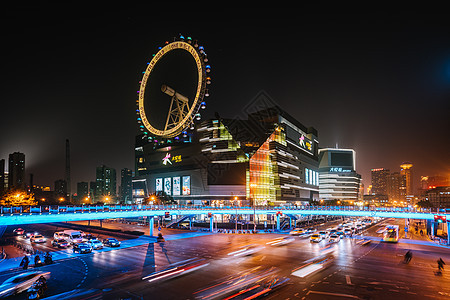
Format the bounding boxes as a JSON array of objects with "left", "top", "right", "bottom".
[{"left": 1, "top": 8, "right": 449, "bottom": 191}]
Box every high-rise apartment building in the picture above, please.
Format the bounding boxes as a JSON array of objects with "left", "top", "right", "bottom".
[
  {"left": 77, "top": 182, "right": 89, "bottom": 203},
  {"left": 0, "top": 159, "right": 5, "bottom": 195},
  {"left": 95, "top": 165, "right": 116, "bottom": 202},
  {"left": 8, "top": 152, "right": 25, "bottom": 190},
  {"left": 371, "top": 168, "right": 389, "bottom": 196},
  {"left": 400, "top": 162, "right": 413, "bottom": 196},
  {"left": 54, "top": 179, "right": 67, "bottom": 197},
  {"left": 387, "top": 172, "right": 406, "bottom": 202},
  {"left": 120, "top": 168, "right": 133, "bottom": 204}
]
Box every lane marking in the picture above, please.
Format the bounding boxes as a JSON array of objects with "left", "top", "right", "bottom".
[
  {"left": 306, "top": 290, "right": 361, "bottom": 299},
  {"left": 346, "top": 275, "right": 352, "bottom": 285}
]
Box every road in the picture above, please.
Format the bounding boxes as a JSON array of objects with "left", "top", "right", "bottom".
[{"left": 0, "top": 218, "right": 449, "bottom": 299}]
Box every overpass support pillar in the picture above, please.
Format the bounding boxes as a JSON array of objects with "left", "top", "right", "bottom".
[
  {"left": 210, "top": 216, "right": 214, "bottom": 232},
  {"left": 276, "top": 214, "right": 280, "bottom": 231},
  {"left": 149, "top": 216, "right": 154, "bottom": 237},
  {"left": 431, "top": 221, "right": 435, "bottom": 239},
  {"left": 447, "top": 222, "right": 450, "bottom": 245}
]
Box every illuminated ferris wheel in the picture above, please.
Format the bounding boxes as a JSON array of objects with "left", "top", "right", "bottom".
[{"left": 137, "top": 35, "right": 211, "bottom": 140}]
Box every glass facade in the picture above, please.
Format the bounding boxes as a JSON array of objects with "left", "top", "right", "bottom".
[{"left": 247, "top": 127, "right": 286, "bottom": 205}]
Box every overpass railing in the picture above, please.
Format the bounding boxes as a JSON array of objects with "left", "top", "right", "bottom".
[{"left": 0, "top": 205, "right": 448, "bottom": 216}]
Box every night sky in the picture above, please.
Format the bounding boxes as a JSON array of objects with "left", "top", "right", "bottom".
[{"left": 2, "top": 7, "right": 450, "bottom": 193}]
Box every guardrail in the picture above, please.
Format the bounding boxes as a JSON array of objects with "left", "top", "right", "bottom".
[{"left": 0, "top": 204, "right": 448, "bottom": 216}]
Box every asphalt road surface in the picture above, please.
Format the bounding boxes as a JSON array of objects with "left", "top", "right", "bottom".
[{"left": 0, "top": 218, "right": 449, "bottom": 299}]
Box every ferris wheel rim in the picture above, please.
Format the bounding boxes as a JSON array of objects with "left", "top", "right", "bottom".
[{"left": 138, "top": 40, "right": 207, "bottom": 138}]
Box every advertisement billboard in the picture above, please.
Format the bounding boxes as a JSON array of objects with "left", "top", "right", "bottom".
[
  {"left": 182, "top": 176, "right": 191, "bottom": 195},
  {"left": 173, "top": 177, "right": 181, "bottom": 196},
  {"left": 164, "top": 177, "right": 172, "bottom": 195},
  {"left": 156, "top": 178, "right": 163, "bottom": 192}
]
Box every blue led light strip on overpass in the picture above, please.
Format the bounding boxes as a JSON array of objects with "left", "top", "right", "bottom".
[{"left": 0, "top": 205, "right": 447, "bottom": 226}]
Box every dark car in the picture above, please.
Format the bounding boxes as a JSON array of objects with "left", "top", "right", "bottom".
[
  {"left": 51, "top": 239, "right": 69, "bottom": 248},
  {"left": 102, "top": 238, "right": 121, "bottom": 247},
  {"left": 73, "top": 243, "right": 93, "bottom": 254}
]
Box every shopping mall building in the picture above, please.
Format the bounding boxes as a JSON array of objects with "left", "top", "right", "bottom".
[{"left": 133, "top": 106, "right": 320, "bottom": 206}]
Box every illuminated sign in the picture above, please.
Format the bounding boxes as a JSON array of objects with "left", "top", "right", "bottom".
[
  {"left": 173, "top": 177, "right": 181, "bottom": 196},
  {"left": 162, "top": 153, "right": 182, "bottom": 165},
  {"left": 155, "top": 178, "right": 163, "bottom": 191},
  {"left": 182, "top": 176, "right": 191, "bottom": 195},
  {"left": 164, "top": 178, "right": 172, "bottom": 195},
  {"left": 162, "top": 153, "right": 172, "bottom": 165},
  {"left": 299, "top": 134, "right": 313, "bottom": 153},
  {"left": 329, "top": 167, "right": 352, "bottom": 173}
]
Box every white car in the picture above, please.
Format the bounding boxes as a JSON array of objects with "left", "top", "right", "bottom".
[
  {"left": 30, "top": 234, "right": 46, "bottom": 243},
  {"left": 306, "top": 227, "right": 317, "bottom": 234},
  {"left": 344, "top": 229, "right": 352, "bottom": 236},
  {"left": 318, "top": 231, "right": 329, "bottom": 239},
  {"left": 329, "top": 234, "right": 340, "bottom": 243},
  {"left": 310, "top": 234, "right": 322, "bottom": 243},
  {"left": 89, "top": 239, "right": 104, "bottom": 250},
  {"left": 0, "top": 271, "right": 50, "bottom": 297}
]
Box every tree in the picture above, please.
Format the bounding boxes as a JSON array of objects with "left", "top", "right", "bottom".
[
  {"left": 416, "top": 200, "right": 433, "bottom": 208},
  {"left": 0, "top": 189, "right": 37, "bottom": 206}
]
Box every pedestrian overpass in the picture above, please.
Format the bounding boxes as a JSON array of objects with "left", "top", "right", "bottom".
[{"left": 1, "top": 205, "right": 448, "bottom": 235}]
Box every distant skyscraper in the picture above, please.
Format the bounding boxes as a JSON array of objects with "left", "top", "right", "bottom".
[
  {"left": 371, "top": 168, "right": 389, "bottom": 196},
  {"left": 96, "top": 165, "right": 116, "bottom": 202},
  {"left": 387, "top": 172, "right": 406, "bottom": 202},
  {"left": 55, "top": 179, "right": 67, "bottom": 197},
  {"left": 65, "top": 139, "right": 71, "bottom": 200},
  {"left": 89, "top": 181, "right": 97, "bottom": 201},
  {"left": 0, "top": 159, "right": 5, "bottom": 195},
  {"left": 8, "top": 152, "right": 25, "bottom": 190},
  {"left": 400, "top": 162, "right": 413, "bottom": 196},
  {"left": 120, "top": 168, "right": 133, "bottom": 203},
  {"left": 77, "top": 182, "right": 89, "bottom": 203}
]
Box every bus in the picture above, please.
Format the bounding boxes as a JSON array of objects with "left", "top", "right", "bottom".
[{"left": 383, "top": 225, "right": 399, "bottom": 243}]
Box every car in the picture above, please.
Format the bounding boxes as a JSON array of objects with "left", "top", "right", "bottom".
[
  {"left": 0, "top": 271, "right": 50, "bottom": 297},
  {"left": 306, "top": 227, "right": 317, "bottom": 233},
  {"left": 329, "top": 234, "right": 340, "bottom": 243},
  {"left": 102, "top": 238, "right": 121, "bottom": 247},
  {"left": 89, "top": 239, "right": 104, "bottom": 250},
  {"left": 13, "top": 228, "right": 25, "bottom": 235},
  {"left": 53, "top": 232, "right": 63, "bottom": 240},
  {"left": 51, "top": 239, "right": 69, "bottom": 248},
  {"left": 289, "top": 228, "right": 305, "bottom": 236},
  {"left": 73, "top": 243, "right": 93, "bottom": 254},
  {"left": 343, "top": 229, "right": 352, "bottom": 236},
  {"left": 23, "top": 232, "right": 33, "bottom": 239},
  {"left": 83, "top": 234, "right": 96, "bottom": 242},
  {"left": 335, "top": 231, "right": 344, "bottom": 237},
  {"left": 30, "top": 234, "right": 46, "bottom": 243},
  {"left": 318, "top": 231, "right": 329, "bottom": 239},
  {"left": 310, "top": 234, "right": 322, "bottom": 243}
]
